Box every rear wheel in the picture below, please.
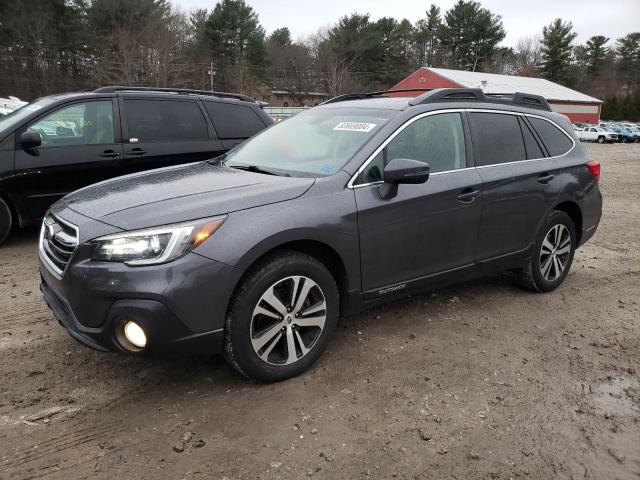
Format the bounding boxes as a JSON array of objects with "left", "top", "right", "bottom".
[
  {"left": 224, "top": 252, "right": 339, "bottom": 382},
  {"left": 517, "top": 210, "right": 576, "bottom": 292},
  {"left": 0, "top": 198, "right": 12, "bottom": 246}
]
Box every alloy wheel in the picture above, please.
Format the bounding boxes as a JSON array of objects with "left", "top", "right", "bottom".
[
  {"left": 539, "top": 224, "right": 571, "bottom": 282},
  {"left": 250, "top": 276, "right": 327, "bottom": 365}
]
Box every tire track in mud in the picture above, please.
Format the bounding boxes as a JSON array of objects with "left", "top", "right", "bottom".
[{"left": 1, "top": 420, "right": 126, "bottom": 480}]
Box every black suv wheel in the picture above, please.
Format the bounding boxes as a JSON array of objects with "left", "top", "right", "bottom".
[
  {"left": 224, "top": 252, "right": 339, "bottom": 382},
  {"left": 0, "top": 198, "right": 12, "bottom": 246},
  {"left": 518, "top": 210, "right": 576, "bottom": 292}
]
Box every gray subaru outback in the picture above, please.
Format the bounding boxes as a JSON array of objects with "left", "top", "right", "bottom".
[{"left": 39, "top": 88, "right": 602, "bottom": 382}]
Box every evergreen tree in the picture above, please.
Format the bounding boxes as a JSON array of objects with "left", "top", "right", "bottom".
[
  {"left": 439, "top": 0, "right": 505, "bottom": 72},
  {"left": 203, "top": 0, "right": 266, "bottom": 91},
  {"left": 540, "top": 18, "right": 577, "bottom": 84},
  {"left": 585, "top": 35, "right": 610, "bottom": 78},
  {"left": 414, "top": 4, "right": 442, "bottom": 66},
  {"left": 616, "top": 33, "right": 640, "bottom": 91}
]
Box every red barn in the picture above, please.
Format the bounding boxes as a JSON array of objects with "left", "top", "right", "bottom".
[{"left": 392, "top": 67, "right": 602, "bottom": 124}]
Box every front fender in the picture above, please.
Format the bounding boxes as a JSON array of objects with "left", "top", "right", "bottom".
[{"left": 193, "top": 180, "right": 361, "bottom": 294}]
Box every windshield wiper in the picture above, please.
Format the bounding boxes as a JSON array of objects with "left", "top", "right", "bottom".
[{"left": 229, "top": 164, "right": 289, "bottom": 177}]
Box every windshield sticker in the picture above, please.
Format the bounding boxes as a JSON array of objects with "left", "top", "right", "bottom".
[
  {"left": 321, "top": 164, "right": 334, "bottom": 174},
  {"left": 333, "top": 122, "right": 377, "bottom": 133}
]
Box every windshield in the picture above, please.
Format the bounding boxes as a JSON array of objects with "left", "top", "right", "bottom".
[
  {"left": 0, "top": 98, "right": 54, "bottom": 135},
  {"left": 224, "top": 108, "right": 393, "bottom": 176}
]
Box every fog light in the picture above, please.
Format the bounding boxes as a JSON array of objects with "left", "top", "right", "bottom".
[{"left": 123, "top": 321, "right": 147, "bottom": 348}]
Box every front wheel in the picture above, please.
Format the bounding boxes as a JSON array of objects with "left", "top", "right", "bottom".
[
  {"left": 517, "top": 211, "right": 576, "bottom": 292},
  {"left": 597, "top": 136, "right": 605, "bottom": 144},
  {"left": 0, "top": 198, "right": 12, "bottom": 246},
  {"left": 224, "top": 252, "right": 339, "bottom": 382}
]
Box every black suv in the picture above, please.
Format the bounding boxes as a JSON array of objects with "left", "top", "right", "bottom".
[
  {"left": 0, "top": 87, "right": 273, "bottom": 244},
  {"left": 38, "top": 88, "right": 602, "bottom": 382}
]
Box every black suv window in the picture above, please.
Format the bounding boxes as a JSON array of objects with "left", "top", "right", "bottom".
[
  {"left": 204, "top": 102, "right": 266, "bottom": 139},
  {"left": 528, "top": 117, "right": 573, "bottom": 157},
  {"left": 469, "top": 112, "right": 526, "bottom": 166},
  {"left": 26, "top": 101, "right": 114, "bottom": 147},
  {"left": 124, "top": 99, "right": 208, "bottom": 142},
  {"left": 360, "top": 112, "right": 466, "bottom": 183},
  {"left": 518, "top": 117, "right": 545, "bottom": 159}
]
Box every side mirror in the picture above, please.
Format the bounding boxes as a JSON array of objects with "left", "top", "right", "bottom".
[
  {"left": 379, "top": 158, "right": 430, "bottom": 199},
  {"left": 19, "top": 131, "right": 42, "bottom": 150}
]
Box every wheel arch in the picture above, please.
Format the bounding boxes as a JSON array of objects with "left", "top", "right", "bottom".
[
  {"left": 226, "top": 238, "right": 352, "bottom": 319},
  {"left": 553, "top": 200, "right": 583, "bottom": 245}
]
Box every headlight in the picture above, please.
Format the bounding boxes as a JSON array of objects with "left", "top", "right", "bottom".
[{"left": 92, "top": 216, "right": 226, "bottom": 265}]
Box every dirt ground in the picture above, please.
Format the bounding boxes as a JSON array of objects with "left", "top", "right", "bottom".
[{"left": 0, "top": 143, "right": 638, "bottom": 480}]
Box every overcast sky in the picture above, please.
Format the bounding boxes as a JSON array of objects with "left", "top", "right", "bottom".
[{"left": 172, "top": 0, "right": 639, "bottom": 47}]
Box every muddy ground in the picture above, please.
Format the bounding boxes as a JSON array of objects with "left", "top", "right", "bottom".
[{"left": 0, "top": 143, "right": 638, "bottom": 480}]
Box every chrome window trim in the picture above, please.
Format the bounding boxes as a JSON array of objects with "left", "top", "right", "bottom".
[
  {"left": 39, "top": 214, "right": 80, "bottom": 279},
  {"left": 347, "top": 108, "right": 575, "bottom": 189}
]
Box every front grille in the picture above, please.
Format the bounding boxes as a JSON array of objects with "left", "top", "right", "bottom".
[{"left": 40, "top": 215, "right": 79, "bottom": 276}]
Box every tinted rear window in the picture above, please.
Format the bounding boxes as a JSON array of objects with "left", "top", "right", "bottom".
[
  {"left": 124, "top": 99, "right": 208, "bottom": 142},
  {"left": 518, "top": 117, "right": 545, "bottom": 159},
  {"left": 205, "top": 102, "right": 266, "bottom": 139},
  {"left": 469, "top": 112, "right": 526, "bottom": 166},
  {"left": 529, "top": 117, "right": 573, "bottom": 157}
]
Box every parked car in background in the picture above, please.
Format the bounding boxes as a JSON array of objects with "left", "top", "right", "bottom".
[
  {"left": 0, "top": 96, "right": 27, "bottom": 111},
  {"left": 0, "top": 87, "right": 273, "bottom": 245},
  {"left": 576, "top": 126, "right": 618, "bottom": 143},
  {"left": 609, "top": 125, "right": 638, "bottom": 143},
  {"left": 38, "top": 88, "right": 602, "bottom": 382}
]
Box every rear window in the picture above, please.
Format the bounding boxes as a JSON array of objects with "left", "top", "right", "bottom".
[
  {"left": 518, "top": 117, "right": 545, "bottom": 159},
  {"left": 124, "top": 99, "right": 208, "bottom": 142},
  {"left": 529, "top": 117, "right": 573, "bottom": 157},
  {"left": 204, "top": 102, "right": 266, "bottom": 139},
  {"left": 469, "top": 112, "right": 526, "bottom": 166}
]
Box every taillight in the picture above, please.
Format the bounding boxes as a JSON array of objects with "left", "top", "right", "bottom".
[{"left": 586, "top": 160, "right": 601, "bottom": 182}]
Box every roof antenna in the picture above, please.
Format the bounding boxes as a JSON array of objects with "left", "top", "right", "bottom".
[{"left": 481, "top": 80, "right": 487, "bottom": 91}]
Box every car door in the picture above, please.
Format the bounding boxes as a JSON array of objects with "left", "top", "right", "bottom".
[
  {"left": 119, "top": 97, "right": 225, "bottom": 175},
  {"left": 469, "top": 111, "right": 565, "bottom": 261},
  {"left": 14, "top": 99, "right": 123, "bottom": 220},
  {"left": 353, "top": 111, "right": 483, "bottom": 294}
]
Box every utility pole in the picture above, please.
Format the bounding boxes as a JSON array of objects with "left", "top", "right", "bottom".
[{"left": 208, "top": 61, "right": 215, "bottom": 91}]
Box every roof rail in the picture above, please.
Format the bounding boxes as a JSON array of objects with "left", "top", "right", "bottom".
[
  {"left": 408, "top": 88, "right": 551, "bottom": 111},
  {"left": 321, "top": 88, "right": 433, "bottom": 105},
  {"left": 93, "top": 86, "right": 256, "bottom": 103}
]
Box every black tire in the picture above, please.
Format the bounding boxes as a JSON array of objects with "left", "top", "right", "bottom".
[
  {"left": 0, "top": 198, "right": 12, "bottom": 246},
  {"left": 517, "top": 210, "right": 576, "bottom": 293},
  {"left": 597, "top": 136, "right": 605, "bottom": 144},
  {"left": 224, "top": 251, "right": 339, "bottom": 382}
]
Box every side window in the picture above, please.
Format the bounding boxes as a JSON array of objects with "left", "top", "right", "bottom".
[
  {"left": 359, "top": 113, "right": 466, "bottom": 183},
  {"left": 518, "top": 117, "right": 545, "bottom": 159},
  {"left": 27, "top": 101, "right": 114, "bottom": 147},
  {"left": 528, "top": 117, "right": 573, "bottom": 157},
  {"left": 204, "top": 102, "right": 266, "bottom": 139},
  {"left": 468, "top": 112, "right": 526, "bottom": 166},
  {"left": 124, "top": 100, "right": 208, "bottom": 142}
]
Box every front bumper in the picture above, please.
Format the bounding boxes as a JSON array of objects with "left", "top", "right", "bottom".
[{"left": 39, "top": 248, "right": 241, "bottom": 357}]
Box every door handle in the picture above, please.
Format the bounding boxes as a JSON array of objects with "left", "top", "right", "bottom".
[
  {"left": 538, "top": 173, "right": 555, "bottom": 184},
  {"left": 457, "top": 188, "right": 480, "bottom": 203},
  {"left": 126, "top": 148, "right": 146, "bottom": 156},
  {"left": 99, "top": 150, "right": 120, "bottom": 158}
]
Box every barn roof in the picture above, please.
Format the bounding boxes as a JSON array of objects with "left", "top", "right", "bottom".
[{"left": 423, "top": 67, "right": 602, "bottom": 104}]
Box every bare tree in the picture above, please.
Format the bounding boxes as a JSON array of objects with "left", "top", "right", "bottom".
[{"left": 513, "top": 35, "right": 542, "bottom": 76}]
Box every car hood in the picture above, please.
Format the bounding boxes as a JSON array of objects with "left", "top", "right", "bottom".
[{"left": 60, "top": 162, "right": 315, "bottom": 230}]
